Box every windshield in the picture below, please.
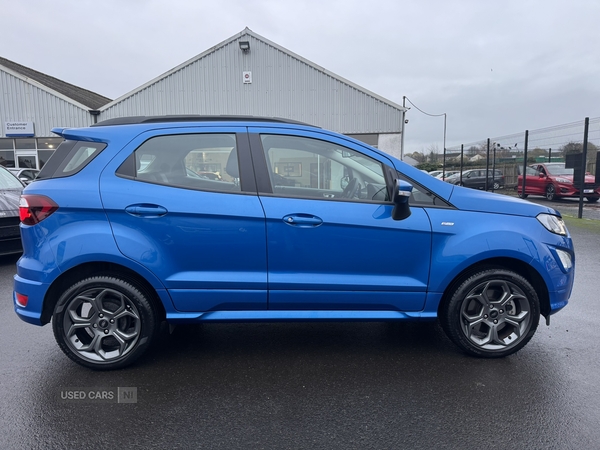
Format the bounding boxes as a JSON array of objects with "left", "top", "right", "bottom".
[
  {"left": 0, "top": 168, "right": 23, "bottom": 189},
  {"left": 545, "top": 163, "right": 573, "bottom": 176}
]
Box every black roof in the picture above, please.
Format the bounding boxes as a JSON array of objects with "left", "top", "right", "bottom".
[
  {"left": 92, "top": 115, "right": 317, "bottom": 127},
  {"left": 0, "top": 56, "right": 112, "bottom": 110}
]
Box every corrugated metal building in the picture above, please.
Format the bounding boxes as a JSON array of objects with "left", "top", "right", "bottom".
[{"left": 1, "top": 28, "right": 406, "bottom": 170}]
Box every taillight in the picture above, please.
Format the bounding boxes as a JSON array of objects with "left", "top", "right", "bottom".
[{"left": 19, "top": 195, "right": 59, "bottom": 225}]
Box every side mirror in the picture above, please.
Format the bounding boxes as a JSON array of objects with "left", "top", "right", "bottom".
[{"left": 392, "top": 179, "right": 412, "bottom": 221}]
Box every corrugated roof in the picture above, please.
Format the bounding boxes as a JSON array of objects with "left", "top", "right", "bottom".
[{"left": 0, "top": 56, "right": 111, "bottom": 110}]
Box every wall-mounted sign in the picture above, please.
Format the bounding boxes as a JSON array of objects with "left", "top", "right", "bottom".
[
  {"left": 5, "top": 121, "right": 34, "bottom": 137},
  {"left": 243, "top": 71, "right": 252, "bottom": 84}
]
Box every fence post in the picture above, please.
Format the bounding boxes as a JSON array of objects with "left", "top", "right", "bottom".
[
  {"left": 578, "top": 117, "right": 590, "bottom": 219},
  {"left": 460, "top": 144, "right": 464, "bottom": 181},
  {"left": 492, "top": 144, "right": 497, "bottom": 193},
  {"left": 522, "top": 131, "right": 529, "bottom": 197},
  {"left": 485, "top": 138, "right": 490, "bottom": 191}
]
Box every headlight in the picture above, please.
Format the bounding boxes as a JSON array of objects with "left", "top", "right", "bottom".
[
  {"left": 555, "top": 177, "right": 571, "bottom": 184},
  {"left": 537, "top": 213, "right": 568, "bottom": 235}
]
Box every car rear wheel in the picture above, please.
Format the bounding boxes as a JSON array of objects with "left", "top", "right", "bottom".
[
  {"left": 52, "top": 276, "right": 159, "bottom": 370},
  {"left": 492, "top": 181, "right": 500, "bottom": 190},
  {"left": 518, "top": 192, "right": 529, "bottom": 199},
  {"left": 440, "top": 269, "right": 540, "bottom": 358},
  {"left": 586, "top": 197, "right": 599, "bottom": 203},
  {"left": 546, "top": 184, "right": 556, "bottom": 201}
]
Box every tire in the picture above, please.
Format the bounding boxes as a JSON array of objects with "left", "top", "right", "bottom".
[
  {"left": 440, "top": 269, "right": 540, "bottom": 358},
  {"left": 546, "top": 184, "right": 556, "bottom": 201},
  {"left": 52, "top": 276, "right": 159, "bottom": 370},
  {"left": 492, "top": 182, "right": 500, "bottom": 190},
  {"left": 586, "top": 197, "right": 599, "bottom": 203},
  {"left": 518, "top": 192, "right": 529, "bottom": 199}
]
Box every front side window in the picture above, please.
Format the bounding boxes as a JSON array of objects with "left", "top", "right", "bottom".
[
  {"left": 260, "top": 134, "right": 389, "bottom": 202},
  {"left": 117, "top": 133, "right": 241, "bottom": 193}
]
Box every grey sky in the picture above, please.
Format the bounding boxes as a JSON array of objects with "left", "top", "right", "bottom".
[{"left": 3, "top": 0, "right": 599, "bottom": 153}]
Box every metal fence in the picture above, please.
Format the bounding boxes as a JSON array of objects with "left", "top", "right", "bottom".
[
  {"left": 437, "top": 117, "right": 600, "bottom": 219},
  {"left": 442, "top": 117, "right": 600, "bottom": 178}
]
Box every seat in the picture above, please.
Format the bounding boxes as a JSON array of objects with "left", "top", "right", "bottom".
[{"left": 225, "top": 148, "right": 239, "bottom": 179}]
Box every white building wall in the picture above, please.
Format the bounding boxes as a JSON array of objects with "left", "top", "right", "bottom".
[
  {"left": 0, "top": 69, "right": 93, "bottom": 137},
  {"left": 378, "top": 133, "right": 403, "bottom": 160},
  {"left": 100, "top": 32, "right": 405, "bottom": 135}
]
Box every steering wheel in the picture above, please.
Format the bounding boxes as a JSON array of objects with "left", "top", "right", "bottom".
[{"left": 341, "top": 177, "right": 360, "bottom": 198}]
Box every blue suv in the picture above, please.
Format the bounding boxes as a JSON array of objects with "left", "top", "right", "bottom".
[{"left": 13, "top": 116, "right": 575, "bottom": 369}]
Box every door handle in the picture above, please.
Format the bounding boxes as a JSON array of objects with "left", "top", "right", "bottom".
[
  {"left": 125, "top": 204, "right": 168, "bottom": 217},
  {"left": 282, "top": 214, "right": 323, "bottom": 227}
]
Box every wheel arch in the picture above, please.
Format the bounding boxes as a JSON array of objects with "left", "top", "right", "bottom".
[
  {"left": 437, "top": 257, "right": 550, "bottom": 318},
  {"left": 40, "top": 262, "right": 167, "bottom": 325}
]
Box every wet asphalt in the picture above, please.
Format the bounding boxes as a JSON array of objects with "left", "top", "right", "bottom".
[{"left": 0, "top": 204, "right": 599, "bottom": 449}]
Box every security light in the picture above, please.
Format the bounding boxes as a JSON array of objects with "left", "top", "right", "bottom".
[{"left": 239, "top": 41, "right": 250, "bottom": 53}]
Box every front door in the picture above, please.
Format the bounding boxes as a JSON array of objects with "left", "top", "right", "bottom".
[{"left": 250, "top": 130, "right": 432, "bottom": 312}]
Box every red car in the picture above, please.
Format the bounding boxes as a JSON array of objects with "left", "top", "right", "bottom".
[{"left": 517, "top": 162, "right": 600, "bottom": 202}]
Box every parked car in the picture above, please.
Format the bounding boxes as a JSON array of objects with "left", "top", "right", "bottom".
[
  {"left": 446, "top": 169, "right": 504, "bottom": 190},
  {"left": 428, "top": 170, "right": 444, "bottom": 178},
  {"left": 517, "top": 162, "right": 600, "bottom": 202},
  {"left": 8, "top": 168, "right": 39, "bottom": 185},
  {"left": 0, "top": 166, "right": 24, "bottom": 255},
  {"left": 14, "top": 116, "right": 574, "bottom": 370},
  {"left": 435, "top": 170, "right": 459, "bottom": 180}
]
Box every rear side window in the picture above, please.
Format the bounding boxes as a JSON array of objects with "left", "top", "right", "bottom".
[
  {"left": 37, "top": 140, "right": 107, "bottom": 179},
  {"left": 116, "top": 133, "right": 241, "bottom": 193}
]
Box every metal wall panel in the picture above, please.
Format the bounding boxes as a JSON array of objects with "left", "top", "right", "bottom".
[
  {"left": 101, "top": 36, "right": 404, "bottom": 134},
  {"left": 0, "top": 70, "right": 93, "bottom": 137}
]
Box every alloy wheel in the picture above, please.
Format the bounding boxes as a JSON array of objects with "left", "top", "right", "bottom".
[{"left": 63, "top": 287, "right": 142, "bottom": 362}]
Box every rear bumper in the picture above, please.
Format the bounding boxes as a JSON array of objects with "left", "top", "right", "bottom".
[{"left": 13, "top": 274, "right": 49, "bottom": 326}]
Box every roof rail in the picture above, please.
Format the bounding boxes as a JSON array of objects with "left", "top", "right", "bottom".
[{"left": 91, "top": 115, "right": 317, "bottom": 127}]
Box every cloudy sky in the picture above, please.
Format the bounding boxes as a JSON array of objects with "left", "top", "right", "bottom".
[{"left": 3, "top": 0, "right": 599, "bottom": 153}]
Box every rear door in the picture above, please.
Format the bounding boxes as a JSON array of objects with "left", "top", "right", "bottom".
[
  {"left": 99, "top": 127, "right": 267, "bottom": 312},
  {"left": 249, "top": 128, "right": 432, "bottom": 312}
]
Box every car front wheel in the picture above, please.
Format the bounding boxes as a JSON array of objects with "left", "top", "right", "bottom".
[
  {"left": 52, "top": 276, "right": 159, "bottom": 370},
  {"left": 546, "top": 184, "right": 556, "bottom": 201},
  {"left": 440, "top": 269, "right": 540, "bottom": 358}
]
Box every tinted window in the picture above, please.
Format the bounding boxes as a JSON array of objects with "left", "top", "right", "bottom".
[
  {"left": 37, "top": 140, "right": 106, "bottom": 179},
  {"left": 0, "top": 139, "right": 14, "bottom": 150},
  {"left": 0, "top": 150, "right": 15, "bottom": 167},
  {"left": 117, "top": 133, "right": 241, "bottom": 193},
  {"left": 260, "top": 134, "right": 388, "bottom": 202}
]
